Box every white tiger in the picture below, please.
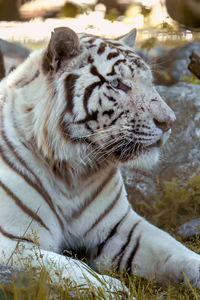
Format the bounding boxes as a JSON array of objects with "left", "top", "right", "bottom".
[{"left": 0, "top": 27, "right": 200, "bottom": 296}]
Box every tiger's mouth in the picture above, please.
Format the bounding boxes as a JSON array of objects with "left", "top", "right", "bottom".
[
  {"left": 112, "top": 140, "right": 161, "bottom": 161},
  {"left": 112, "top": 130, "right": 171, "bottom": 162}
]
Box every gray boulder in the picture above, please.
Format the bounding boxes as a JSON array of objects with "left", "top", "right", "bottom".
[
  {"left": 177, "top": 218, "right": 200, "bottom": 239},
  {"left": 0, "top": 39, "right": 30, "bottom": 76},
  {"left": 153, "top": 41, "right": 200, "bottom": 86},
  {"left": 0, "top": 264, "right": 25, "bottom": 285},
  {"left": 125, "top": 82, "right": 200, "bottom": 206},
  {"left": 0, "top": 39, "right": 29, "bottom": 59}
]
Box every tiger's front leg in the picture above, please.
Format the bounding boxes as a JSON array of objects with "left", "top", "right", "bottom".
[
  {"left": 0, "top": 236, "right": 130, "bottom": 297},
  {"left": 93, "top": 208, "right": 200, "bottom": 287}
]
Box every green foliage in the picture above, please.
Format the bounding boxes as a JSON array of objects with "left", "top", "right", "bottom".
[
  {"left": 141, "top": 37, "right": 157, "bottom": 51},
  {"left": 161, "top": 22, "right": 175, "bottom": 33},
  {"left": 183, "top": 74, "right": 200, "bottom": 85},
  {"left": 58, "top": 3, "right": 88, "bottom": 19},
  {"left": 136, "top": 175, "right": 200, "bottom": 233},
  {"left": 139, "top": 5, "right": 152, "bottom": 18},
  {"left": 105, "top": 8, "right": 120, "bottom": 21}
]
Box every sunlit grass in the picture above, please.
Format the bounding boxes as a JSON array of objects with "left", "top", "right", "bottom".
[
  {"left": 1, "top": 266, "right": 200, "bottom": 299},
  {"left": 183, "top": 75, "right": 200, "bottom": 85}
]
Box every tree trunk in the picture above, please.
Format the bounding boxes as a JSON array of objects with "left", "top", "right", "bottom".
[
  {"left": 188, "top": 52, "right": 200, "bottom": 80},
  {"left": 0, "top": 49, "right": 5, "bottom": 81},
  {"left": 165, "top": 0, "right": 200, "bottom": 28},
  {"left": 0, "top": 0, "right": 20, "bottom": 21}
]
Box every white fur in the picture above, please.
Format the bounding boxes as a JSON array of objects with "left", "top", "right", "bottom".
[{"left": 0, "top": 29, "right": 200, "bottom": 300}]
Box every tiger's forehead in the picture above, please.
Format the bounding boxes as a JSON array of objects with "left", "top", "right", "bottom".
[{"left": 79, "top": 34, "right": 151, "bottom": 79}]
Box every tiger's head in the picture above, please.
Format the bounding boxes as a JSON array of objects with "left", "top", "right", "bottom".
[{"left": 41, "top": 27, "right": 175, "bottom": 172}]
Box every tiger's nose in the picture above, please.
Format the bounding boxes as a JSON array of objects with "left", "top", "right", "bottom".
[{"left": 153, "top": 118, "right": 175, "bottom": 132}]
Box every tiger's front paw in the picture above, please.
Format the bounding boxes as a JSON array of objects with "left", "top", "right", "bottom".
[
  {"left": 182, "top": 257, "right": 200, "bottom": 287},
  {"left": 165, "top": 254, "right": 200, "bottom": 287}
]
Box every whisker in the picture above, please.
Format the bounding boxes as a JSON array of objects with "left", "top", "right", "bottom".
[
  {"left": 73, "top": 126, "right": 119, "bottom": 140},
  {"left": 89, "top": 136, "right": 123, "bottom": 163}
]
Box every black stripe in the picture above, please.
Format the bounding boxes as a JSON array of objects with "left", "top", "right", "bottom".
[
  {"left": 107, "top": 59, "right": 126, "bottom": 76},
  {"left": 97, "top": 42, "right": 106, "bottom": 55},
  {"left": 141, "top": 124, "right": 151, "bottom": 129},
  {"left": 88, "top": 55, "right": 94, "bottom": 64},
  {"left": 75, "top": 110, "right": 98, "bottom": 124},
  {"left": 87, "top": 38, "right": 96, "bottom": 44},
  {"left": 0, "top": 226, "right": 33, "bottom": 243},
  {"left": 15, "top": 71, "right": 39, "bottom": 88},
  {"left": 70, "top": 168, "right": 117, "bottom": 220},
  {"left": 0, "top": 141, "right": 64, "bottom": 230},
  {"left": 83, "top": 81, "right": 100, "bottom": 115},
  {"left": 65, "top": 74, "right": 80, "bottom": 113},
  {"left": 125, "top": 50, "right": 133, "bottom": 55},
  {"left": 90, "top": 66, "right": 106, "bottom": 84},
  {"left": 96, "top": 206, "right": 131, "bottom": 258},
  {"left": 88, "top": 44, "right": 96, "bottom": 49},
  {"left": 110, "top": 112, "right": 124, "bottom": 126},
  {"left": 107, "top": 41, "right": 122, "bottom": 47},
  {"left": 0, "top": 108, "right": 65, "bottom": 231},
  {"left": 132, "top": 130, "right": 153, "bottom": 137},
  {"left": 132, "top": 57, "right": 144, "bottom": 69},
  {"left": 128, "top": 65, "right": 134, "bottom": 75},
  {"left": 112, "top": 220, "right": 141, "bottom": 271},
  {"left": 84, "top": 186, "right": 122, "bottom": 236},
  {"left": 126, "top": 236, "right": 141, "bottom": 275},
  {"left": 107, "top": 52, "right": 119, "bottom": 60},
  {"left": 117, "top": 81, "right": 131, "bottom": 93},
  {"left": 0, "top": 180, "right": 49, "bottom": 231},
  {"left": 103, "top": 93, "right": 116, "bottom": 102},
  {"left": 85, "top": 123, "right": 94, "bottom": 133},
  {"left": 103, "top": 109, "right": 114, "bottom": 118}
]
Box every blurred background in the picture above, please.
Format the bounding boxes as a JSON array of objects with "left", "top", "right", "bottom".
[
  {"left": 1, "top": 0, "right": 200, "bottom": 81},
  {"left": 0, "top": 0, "right": 200, "bottom": 48}
]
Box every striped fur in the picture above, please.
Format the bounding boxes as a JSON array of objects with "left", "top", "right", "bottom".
[{"left": 0, "top": 27, "right": 200, "bottom": 294}]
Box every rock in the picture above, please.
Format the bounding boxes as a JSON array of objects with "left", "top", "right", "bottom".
[
  {"left": 0, "top": 264, "right": 25, "bottom": 285},
  {"left": 156, "top": 82, "right": 200, "bottom": 182},
  {"left": 177, "top": 218, "right": 200, "bottom": 239},
  {"left": 0, "top": 264, "right": 59, "bottom": 298},
  {"left": 0, "top": 39, "right": 29, "bottom": 59},
  {"left": 153, "top": 41, "right": 200, "bottom": 86},
  {"left": 0, "top": 39, "right": 30, "bottom": 75},
  {"left": 124, "top": 82, "right": 200, "bottom": 205}
]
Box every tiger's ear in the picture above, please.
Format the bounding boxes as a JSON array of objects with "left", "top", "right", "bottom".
[
  {"left": 43, "top": 27, "right": 81, "bottom": 73},
  {"left": 116, "top": 28, "right": 137, "bottom": 48}
]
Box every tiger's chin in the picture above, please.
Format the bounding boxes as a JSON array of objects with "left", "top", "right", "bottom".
[{"left": 122, "top": 146, "right": 160, "bottom": 171}]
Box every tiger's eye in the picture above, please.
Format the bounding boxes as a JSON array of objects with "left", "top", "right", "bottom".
[{"left": 111, "top": 80, "right": 119, "bottom": 88}]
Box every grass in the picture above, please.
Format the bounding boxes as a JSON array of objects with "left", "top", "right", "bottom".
[{"left": 1, "top": 175, "right": 200, "bottom": 299}]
